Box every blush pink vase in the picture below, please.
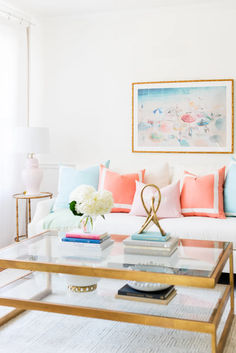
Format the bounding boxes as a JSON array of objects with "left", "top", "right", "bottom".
[{"left": 22, "top": 157, "right": 43, "bottom": 195}]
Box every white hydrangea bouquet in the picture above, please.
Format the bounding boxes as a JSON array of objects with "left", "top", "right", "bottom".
[{"left": 69, "top": 185, "right": 114, "bottom": 233}]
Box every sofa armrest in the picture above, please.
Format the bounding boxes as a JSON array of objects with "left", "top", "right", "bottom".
[
  {"left": 31, "top": 197, "right": 55, "bottom": 223},
  {"left": 28, "top": 198, "right": 55, "bottom": 236}
]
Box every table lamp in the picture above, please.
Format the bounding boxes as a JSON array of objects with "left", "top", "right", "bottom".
[{"left": 16, "top": 127, "right": 50, "bottom": 195}]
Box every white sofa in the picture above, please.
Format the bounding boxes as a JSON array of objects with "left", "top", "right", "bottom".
[{"left": 29, "top": 197, "right": 236, "bottom": 273}]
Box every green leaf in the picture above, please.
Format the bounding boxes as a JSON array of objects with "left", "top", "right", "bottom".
[{"left": 69, "top": 201, "right": 83, "bottom": 216}]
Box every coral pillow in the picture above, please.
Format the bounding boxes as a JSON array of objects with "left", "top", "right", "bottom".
[
  {"left": 180, "top": 167, "right": 226, "bottom": 219},
  {"left": 130, "top": 180, "right": 182, "bottom": 218},
  {"left": 99, "top": 166, "right": 145, "bottom": 213}
]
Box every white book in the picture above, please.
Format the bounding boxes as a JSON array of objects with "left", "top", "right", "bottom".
[
  {"left": 124, "top": 245, "right": 177, "bottom": 257},
  {"left": 123, "top": 236, "right": 179, "bottom": 249}
]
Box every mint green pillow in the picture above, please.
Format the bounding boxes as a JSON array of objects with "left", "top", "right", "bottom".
[
  {"left": 43, "top": 209, "right": 82, "bottom": 231},
  {"left": 53, "top": 161, "right": 110, "bottom": 211}
]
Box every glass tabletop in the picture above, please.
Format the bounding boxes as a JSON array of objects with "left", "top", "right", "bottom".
[
  {"left": 0, "top": 271, "right": 229, "bottom": 325},
  {"left": 0, "top": 232, "right": 229, "bottom": 279}
]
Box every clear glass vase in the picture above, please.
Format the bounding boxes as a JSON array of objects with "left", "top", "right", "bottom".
[{"left": 80, "top": 215, "right": 96, "bottom": 233}]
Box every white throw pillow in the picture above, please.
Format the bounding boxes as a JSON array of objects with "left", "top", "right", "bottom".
[{"left": 144, "top": 163, "right": 170, "bottom": 188}]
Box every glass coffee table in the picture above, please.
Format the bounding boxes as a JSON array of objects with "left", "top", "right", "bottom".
[{"left": 0, "top": 232, "right": 233, "bottom": 353}]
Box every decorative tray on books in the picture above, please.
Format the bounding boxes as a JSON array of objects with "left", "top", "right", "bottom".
[{"left": 128, "top": 281, "right": 172, "bottom": 292}]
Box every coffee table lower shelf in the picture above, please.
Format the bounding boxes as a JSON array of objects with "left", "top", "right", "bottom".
[{"left": 0, "top": 273, "right": 233, "bottom": 353}]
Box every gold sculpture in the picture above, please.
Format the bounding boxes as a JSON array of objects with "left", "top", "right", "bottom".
[{"left": 138, "top": 184, "right": 166, "bottom": 236}]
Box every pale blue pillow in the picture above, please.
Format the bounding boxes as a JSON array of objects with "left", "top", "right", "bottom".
[
  {"left": 53, "top": 161, "right": 110, "bottom": 211},
  {"left": 224, "top": 158, "right": 236, "bottom": 216}
]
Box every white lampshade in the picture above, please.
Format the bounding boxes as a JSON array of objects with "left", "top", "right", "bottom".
[{"left": 15, "top": 127, "right": 50, "bottom": 154}]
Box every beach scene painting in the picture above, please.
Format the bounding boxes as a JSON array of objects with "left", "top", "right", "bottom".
[{"left": 132, "top": 80, "right": 233, "bottom": 153}]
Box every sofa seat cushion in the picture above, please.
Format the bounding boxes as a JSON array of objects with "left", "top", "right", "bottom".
[
  {"left": 159, "top": 216, "right": 236, "bottom": 249},
  {"left": 42, "top": 211, "right": 236, "bottom": 249},
  {"left": 103, "top": 214, "right": 236, "bottom": 248}
]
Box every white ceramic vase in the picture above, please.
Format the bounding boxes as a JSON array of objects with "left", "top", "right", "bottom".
[{"left": 62, "top": 274, "right": 99, "bottom": 293}]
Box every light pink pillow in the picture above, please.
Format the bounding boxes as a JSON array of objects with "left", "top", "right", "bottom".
[{"left": 130, "top": 180, "right": 182, "bottom": 218}]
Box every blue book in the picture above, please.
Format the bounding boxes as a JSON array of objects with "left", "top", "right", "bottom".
[
  {"left": 131, "top": 232, "right": 170, "bottom": 242},
  {"left": 61, "top": 237, "right": 103, "bottom": 244}
]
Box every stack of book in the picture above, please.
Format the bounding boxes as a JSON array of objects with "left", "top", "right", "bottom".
[
  {"left": 115, "top": 284, "right": 176, "bottom": 305},
  {"left": 123, "top": 232, "right": 178, "bottom": 256},
  {"left": 61, "top": 232, "right": 114, "bottom": 251}
]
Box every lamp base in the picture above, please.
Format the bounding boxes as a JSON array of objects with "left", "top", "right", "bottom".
[{"left": 22, "top": 157, "right": 43, "bottom": 195}]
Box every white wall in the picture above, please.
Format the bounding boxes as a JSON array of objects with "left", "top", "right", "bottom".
[{"left": 31, "top": 2, "right": 236, "bottom": 192}]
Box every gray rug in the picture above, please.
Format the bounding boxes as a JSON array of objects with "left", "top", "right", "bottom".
[{"left": 0, "top": 310, "right": 234, "bottom": 353}]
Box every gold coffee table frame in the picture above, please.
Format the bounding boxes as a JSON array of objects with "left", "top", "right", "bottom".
[{"left": 0, "top": 233, "right": 233, "bottom": 353}]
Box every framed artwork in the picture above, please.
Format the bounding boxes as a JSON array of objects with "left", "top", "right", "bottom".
[{"left": 132, "top": 79, "right": 234, "bottom": 153}]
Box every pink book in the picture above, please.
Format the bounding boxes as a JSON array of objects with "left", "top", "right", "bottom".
[{"left": 65, "top": 232, "right": 108, "bottom": 240}]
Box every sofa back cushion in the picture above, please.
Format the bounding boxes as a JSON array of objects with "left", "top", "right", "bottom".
[
  {"left": 130, "top": 180, "right": 182, "bottom": 218},
  {"left": 53, "top": 160, "right": 110, "bottom": 211},
  {"left": 180, "top": 167, "right": 226, "bottom": 219},
  {"left": 224, "top": 158, "right": 236, "bottom": 216},
  {"left": 144, "top": 163, "right": 170, "bottom": 188},
  {"left": 99, "top": 165, "right": 145, "bottom": 213}
]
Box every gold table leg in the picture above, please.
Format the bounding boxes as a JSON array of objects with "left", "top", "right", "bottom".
[
  {"left": 214, "top": 249, "right": 234, "bottom": 353},
  {"left": 229, "top": 252, "right": 234, "bottom": 313},
  {"left": 15, "top": 198, "right": 19, "bottom": 242},
  {"left": 28, "top": 199, "right": 31, "bottom": 223},
  {"left": 14, "top": 198, "right": 29, "bottom": 242},
  {"left": 25, "top": 199, "right": 28, "bottom": 239},
  {"left": 211, "top": 329, "right": 217, "bottom": 353},
  {"left": 13, "top": 193, "right": 52, "bottom": 242}
]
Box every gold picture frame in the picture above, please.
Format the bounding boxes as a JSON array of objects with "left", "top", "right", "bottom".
[{"left": 132, "top": 79, "right": 234, "bottom": 153}]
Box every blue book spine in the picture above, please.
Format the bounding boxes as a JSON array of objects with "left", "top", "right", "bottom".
[
  {"left": 131, "top": 232, "right": 170, "bottom": 242},
  {"left": 61, "top": 237, "right": 102, "bottom": 244}
]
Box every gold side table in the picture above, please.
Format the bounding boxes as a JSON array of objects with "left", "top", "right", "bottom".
[{"left": 13, "top": 192, "right": 53, "bottom": 242}]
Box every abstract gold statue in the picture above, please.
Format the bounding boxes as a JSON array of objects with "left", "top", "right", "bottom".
[{"left": 138, "top": 184, "right": 166, "bottom": 236}]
